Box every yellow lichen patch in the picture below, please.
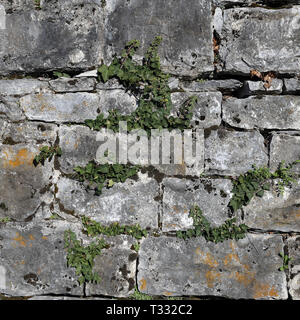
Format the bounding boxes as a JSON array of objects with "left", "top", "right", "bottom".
[
  {"left": 253, "top": 283, "right": 278, "bottom": 299},
  {"left": 232, "top": 271, "right": 255, "bottom": 287},
  {"left": 2, "top": 148, "right": 35, "bottom": 168},
  {"left": 205, "top": 270, "right": 221, "bottom": 288},
  {"left": 223, "top": 253, "right": 240, "bottom": 266},
  {"left": 195, "top": 249, "right": 218, "bottom": 268},
  {"left": 12, "top": 232, "right": 27, "bottom": 247},
  {"left": 163, "top": 291, "right": 173, "bottom": 296},
  {"left": 139, "top": 278, "right": 147, "bottom": 291},
  {"left": 42, "top": 236, "right": 48, "bottom": 240},
  {"left": 28, "top": 234, "right": 35, "bottom": 241}
]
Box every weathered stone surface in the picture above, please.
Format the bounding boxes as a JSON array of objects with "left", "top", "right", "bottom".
[
  {"left": 284, "top": 78, "right": 300, "bottom": 94},
  {"left": 56, "top": 176, "right": 159, "bottom": 229},
  {"left": 171, "top": 92, "right": 222, "bottom": 128},
  {"left": 138, "top": 235, "right": 287, "bottom": 299},
  {"left": 0, "top": 221, "right": 83, "bottom": 296},
  {"left": 243, "top": 179, "right": 300, "bottom": 232},
  {"left": 0, "top": 79, "right": 50, "bottom": 96},
  {"left": 180, "top": 79, "right": 243, "bottom": 93},
  {"left": 205, "top": 129, "right": 268, "bottom": 175},
  {"left": 238, "top": 79, "right": 283, "bottom": 98},
  {"left": 162, "top": 178, "right": 233, "bottom": 231},
  {"left": 219, "top": 7, "right": 300, "bottom": 75},
  {"left": 270, "top": 132, "right": 300, "bottom": 173},
  {"left": 3, "top": 122, "right": 58, "bottom": 145},
  {"left": 0, "top": 143, "right": 54, "bottom": 221},
  {"left": 0, "top": 96, "right": 25, "bottom": 121},
  {"left": 57, "top": 125, "right": 98, "bottom": 175},
  {"left": 49, "top": 78, "right": 96, "bottom": 93},
  {"left": 287, "top": 236, "right": 300, "bottom": 300},
  {"left": 20, "top": 93, "right": 100, "bottom": 123},
  {"left": 223, "top": 96, "right": 300, "bottom": 130},
  {"left": 85, "top": 235, "right": 137, "bottom": 298},
  {"left": 28, "top": 296, "right": 108, "bottom": 300},
  {"left": 0, "top": 2, "right": 104, "bottom": 75},
  {"left": 104, "top": 0, "right": 214, "bottom": 77}
]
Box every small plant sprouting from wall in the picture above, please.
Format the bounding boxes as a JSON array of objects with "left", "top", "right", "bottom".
[
  {"left": 176, "top": 206, "right": 249, "bottom": 243},
  {"left": 279, "top": 252, "right": 291, "bottom": 272},
  {"left": 229, "top": 160, "right": 300, "bottom": 213},
  {"left": 33, "top": 146, "right": 62, "bottom": 166}
]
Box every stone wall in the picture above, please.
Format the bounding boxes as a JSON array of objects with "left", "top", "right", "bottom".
[{"left": 0, "top": 0, "right": 300, "bottom": 300}]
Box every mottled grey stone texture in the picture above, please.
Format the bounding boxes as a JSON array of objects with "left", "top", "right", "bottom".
[
  {"left": 219, "top": 7, "right": 300, "bottom": 75},
  {"left": 0, "top": 79, "right": 50, "bottom": 96},
  {"left": 270, "top": 132, "right": 300, "bottom": 173},
  {"left": 0, "top": 2, "right": 104, "bottom": 75},
  {"left": 56, "top": 176, "right": 159, "bottom": 229},
  {"left": 243, "top": 179, "right": 300, "bottom": 232},
  {"left": 0, "top": 96, "right": 25, "bottom": 121},
  {"left": 0, "top": 143, "right": 54, "bottom": 221},
  {"left": 138, "top": 235, "right": 287, "bottom": 299},
  {"left": 284, "top": 78, "right": 300, "bottom": 94},
  {"left": 86, "top": 235, "right": 137, "bottom": 298},
  {"left": 104, "top": 0, "right": 214, "bottom": 77},
  {"left": 205, "top": 129, "right": 268, "bottom": 175},
  {"left": 288, "top": 236, "right": 300, "bottom": 300},
  {"left": 49, "top": 77, "right": 96, "bottom": 93},
  {"left": 162, "top": 178, "right": 233, "bottom": 231},
  {"left": 238, "top": 79, "right": 283, "bottom": 97},
  {"left": 223, "top": 96, "right": 300, "bottom": 130},
  {"left": 0, "top": 221, "right": 83, "bottom": 296}
]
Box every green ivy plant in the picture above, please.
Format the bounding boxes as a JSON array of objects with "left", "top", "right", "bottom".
[
  {"left": 33, "top": 146, "right": 62, "bottom": 166},
  {"left": 85, "top": 36, "right": 198, "bottom": 135},
  {"left": 0, "top": 217, "right": 11, "bottom": 224},
  {"left": 176, "top": 206, "right": 249, "bottom": 243},
  {"left": 73, "top": 161, "right": 140, "bottom": 195},
  {"left": 229, "top": 160, "right": 300, "bottom": 213},
  {"left": 279, "top": 252, "right": 291, "bottom": 272},
  {"left": 130, "top": 286, "right": 153, "bottom": 300},
  {"left": 64, "top": 229, "right": 108, "bottom": 285},
  {"left": 82, "top": 216, "right": 148, "bottom": 240}
]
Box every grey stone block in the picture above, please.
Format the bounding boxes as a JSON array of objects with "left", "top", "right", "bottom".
[
  {"left": 287, "top": 236, "right": 300, "bottom": 300},
  {"left": 85, "top": 235, "right": 137, "bottom": 298},
  {"left": 137, "top": 235, "right": 287, "bottom": 299},
  {"left": 205, "top": 129, "right": 268, "bottom": 175},
  {"left": 219, "top": 7, "right": 300, "bottom": 75},
  {"left": 270, "top": 132, "right": 300, "bottom": 173},
  {"left": 171, "top": 92, "right": 222, "bottom": 129},
  {"left": 0, "top": 221, "right": 83, "bottom": 296},
  {"left": 284, "top": 78, "right": 300, "bottom": 94},
  {"left": 162, "top": 178, "right": 233, "bottom": 231},
  {"left": 223, "top": 96, "right": 300, "bottom": 130},
  {"left": 0, "top": 143, "right": 54, "bottom": 221},
  {"left": 56, "top": 176, "right": 159, "bottom": 229},
  {"left": 0, "top": 79, "right": 50, "bottom": 96},
  {"left": 49, "top": 78, "right": 96, "bottom": 93},
  {"left": 239, "top": 79, "right": 283, "bottom": 97},
  {"left": 104, "top": 0, "right": 214, "bottom": 77},
  {"left": 0, "top": 96, "right": 25, "bottom": 121},
  {"left": 243, "top": 179, "right": 300, "bottom": 232},
  {"left": 0, "top": 2, "right": 104, "bottom": 75}
]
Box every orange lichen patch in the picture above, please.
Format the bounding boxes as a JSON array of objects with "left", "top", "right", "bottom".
[
  {"left": 205, "top": 270, "right": 221, "bottom": 288},
  {"left": 253, "top": 283, "right": 278, "bottom": 299},
  {"left": 232, "top": 271, "right": 255, "bottom": 287},
  {"left": 2, "top": 148, "right": 35, "bottom": 168},
  {"left": 28, "top": 234, "right": 35, "bottom": 241},
  {"left": 139, "top": 278, "right": 147, "bottom": 291},
  {"left": 223, "top": 253, "right": 240, "bottom": 266},
  {"left": 42, "top": 236, "right": 48, "bottom": 240},
  {"left": 195, "top": 249, "right": 218, "bottom": 268},
  {"left": 163, "top": 291, "right": 174, "bottom": 296},
  {"left": 12, "top": 232, "right": 37, "bottom": 248},
  {"left": 12, "top": 232, "right": 27, "bottom": 247},
  {"left": 173, "top": 205, "right": 180, "bottom": 213}
]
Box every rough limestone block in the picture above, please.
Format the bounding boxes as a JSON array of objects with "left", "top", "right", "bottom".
[
  {"left": 223, "top": 96, "right": 300, "bottom": 130},
  {"left": 0, "top": 96, "right": 25, "bottom": 121},
  {"left": 270, "top": 132, "right": 300, "bottom": 173},
  {"left": 56, "top": 176, "right": 159, "bottom": 229},
  {"left": 0, "top": 221, "right": 83, "bottom": 296},
  {"left": 180, "top": 79, "right": 243, "bottom": 94},
  {"left": 284, "top": 78, "right": 300, "bottom": 94},
  {"left": 58, "top": 125, "right": 98, "bottom": 175},
  {"left": 171, "top": 92, "right": 222, "bottom": 128},
  {"left": 104, "top": 0, "right": 214, "bottom": 77},
  {"left": 287, "top": 236, "right": 300, "bottom": 300},
  {"left": 0, "top": 2, "right": 104, "bottom": 75},
  {"left": 205, "top": 129, "right": 268, "bottom": 175},
  {"left": 0, "top": 143, "right": 54, "bottom": 221},
  {"left": 49, "top": 78, "right": 96, "bottom": 93},
  {"left": 219, "top": 7, "right": 300, "bottom": 75},
  {"left": 0, "top": 119, "right": 8, "bottom": 140},
  {"left": 85, "top": 235, "right": 137, "bottom": 298},
  {"left": 137, "top": 235, "right": 287, "bottom": 299},
  {"left": 28, "top": 296, "right": 108, "bottom": 300},
  {"left": 162, "top": 178, "right": 233, "bottom": 232},
  {"left": 238, "top": 79, "right": 283, "bottom": 97},
  {"left": 20, "top": 93, "right": 100, "bottom": 123},
  {"left": 3, "top": 122, "right": 58, "bottom": 145},
  {"left": 243, "top": 179, "right": 300, "bottom": 233},
  {"left": 0, "top": 79, "right": 50, "bottom": 96}
]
